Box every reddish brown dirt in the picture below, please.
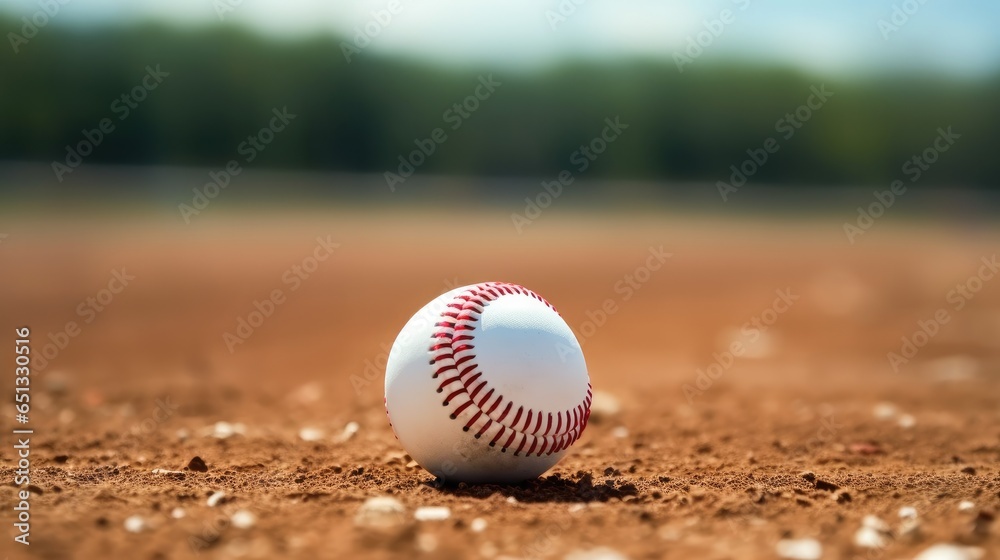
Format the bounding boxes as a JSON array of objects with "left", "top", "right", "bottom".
[{"left": 1, "top": 209, "right": 998, "bottom": 559}]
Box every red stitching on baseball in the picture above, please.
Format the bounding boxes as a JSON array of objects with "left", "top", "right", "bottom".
[{"left": 427, "top": 282, "right": 592, "bottom": 457}]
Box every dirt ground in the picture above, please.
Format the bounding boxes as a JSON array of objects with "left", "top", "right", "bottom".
[{"left": 1, "top": 208, "right": 998, "bottom": 560}]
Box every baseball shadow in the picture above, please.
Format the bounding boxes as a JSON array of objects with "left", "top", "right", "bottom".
[{"left": 424, "top": 471, "right": 639, "bottom": 503}]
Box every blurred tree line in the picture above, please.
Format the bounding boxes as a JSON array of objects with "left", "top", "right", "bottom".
[{"left": 1, "top": 16, "right": 998, "bottom": 188}]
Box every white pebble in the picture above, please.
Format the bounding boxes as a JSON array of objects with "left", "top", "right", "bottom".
[
  {"left": 123, "top": 515, "right": 146, "bottom": 533},
  {"left": 873, "top": 402, "right": 898, "bottom": 420},
  {"left": 611, "top": 426, "right": 629, "bottom": 439},
  {"left": 898, "top": 414, "right": 917, "bottom": 428},
  {"left": 589, "top": 391, "right": 622, "bottom": 418},
  {"left": 206, "top": 491, "right": 226, "bottom": 507},
  {"left": 298, "top": 427, "right": 325, "bottom": 442},
  {"left": 564, "top": 547, "right": 628, "bottom": 560},
  {"left": 170, "top": 507, "right": 186, "bottom": 519},
  {"left": 209, "top": 421, "right": 246, "bottom": 439},
  {"left": 414, "top": 506, "right": 451, "bottom": 521},
  {"left": 231, "top": 509, "right": 257, "bottom": 529},
  {"left": 355, "top": 496, "right": 406, "bottom": 528},
  {"left": 854, "top": 527, "right": 888, "bottom": 549},
  {"left": 776, "top": 538, "right": 822, "bottom": 560},
  {"left": 334, "top": 421, "right": 360, "bottom": 443},
  {"left": 899, "top": 506, "right": 918, "bottom": 519},
  {"left": 470, "top": 517, "right": 488, "bottom": 532},
  {"left": 958, "top": 500, "right": 976, "bottom": 512},
  {"left": 506, "top": 496, "right": 519, "bottom": 505},
  {"left": 862, "top": 514, "right": 890, "bottom": 532},
  {"left": 913, "top": 544, "right": 985, "bottom": 560}
]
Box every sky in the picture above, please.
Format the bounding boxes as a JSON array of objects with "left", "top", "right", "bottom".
[{"left": 3, "top": 0, "right": 999, "bottom": 76}]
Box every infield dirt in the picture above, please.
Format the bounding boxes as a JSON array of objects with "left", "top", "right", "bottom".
[{"left": 1, "top": 209, "right": 998, "bottom": 559}]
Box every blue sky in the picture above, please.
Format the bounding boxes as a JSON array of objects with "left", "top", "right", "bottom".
[{"left": 3, "top": 0, "right": 999, "bottom": 75}]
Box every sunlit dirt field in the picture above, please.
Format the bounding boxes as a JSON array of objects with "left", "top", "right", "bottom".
[{"left": 1, "top": 208, "right": 998, "bottom": 559}]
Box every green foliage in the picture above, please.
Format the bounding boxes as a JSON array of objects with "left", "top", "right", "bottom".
[{"left": 1, "top": 17, "right": 997, "bottom": 187}]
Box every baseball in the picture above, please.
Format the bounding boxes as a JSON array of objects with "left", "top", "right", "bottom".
[{"left": 384, "top": 282, "right": 592, "bottom": 483}]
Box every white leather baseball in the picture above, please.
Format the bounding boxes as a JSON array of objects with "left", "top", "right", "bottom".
[{"left": 384, "top": 282, "right": 592, "bottom": 483}]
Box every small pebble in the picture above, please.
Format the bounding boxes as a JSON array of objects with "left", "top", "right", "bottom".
[
  {"left": 863, "top": 515, "right": 890, "bottom": 532},
  {"left": 854, "top": 526, "right": 888, "bottom": 549},
  {"left": 355, "top": 496, "right": 406, "bottom": 529},
  {"left": 151, "top": 468, "right": 185, "bottom": 476},
  {"left": 414, "top": 506, "right": 451, "bottom": 521},
  {"left": 207, "top": 491, "right": 226, "bottom": 507},
  {"left": 959, "top": 501, "right": 976, "bottom": 512},
  {"left": 900, "top": 506, "right": 919, "bottom": 519},
  {"left": 231, "top": 509, "right": 257, "bottom": 529},
  {"left": 186, "top": 456, "right": 208, "bottom": 472},
  {"left": 123, "top": 515, "right": 146, "bottom": 533},
  {"left": 898, "top": 414, "right": 917, "bottom": 428},
  {"left": 611, "top": 426, "right": 629, "bottom": 439},
  {"left": 776, "top": 538, "right": 822, "bottom": 560},
  {"left": 298, "top": 427, "right": 325, "bottom": 442},
  {"left": 470, "top": 518, "right": 488, "bottom": 532},
  {"left": 170, "top": 507, "right": 186, "bottom": 519},
  {"left": 208, "top": 421, "right": 246, "bottom": 439},
  {"left": 913, "top": 544, "right": 985, "bottom": 560},
  {"left": 334, "top": 421, "right": 360, "bottom": 443},
  {"left": 589, "top": 391, "right": 622, "bottom": 420},
  {"left": 873, "top": 402, "right": 898, "bottom": 420}
]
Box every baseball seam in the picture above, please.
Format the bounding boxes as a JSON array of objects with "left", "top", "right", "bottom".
[{"left": 428, "top": 282, "right": 592, "bottom": 457}]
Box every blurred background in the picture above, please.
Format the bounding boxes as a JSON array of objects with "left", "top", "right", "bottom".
[{"left": 1, "top": 0, "right": 998, "bottom": 207}]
